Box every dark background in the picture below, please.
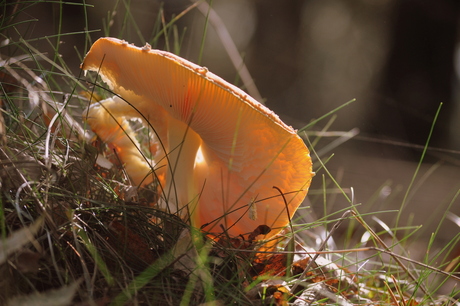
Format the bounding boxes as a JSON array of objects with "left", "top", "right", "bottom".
[{"left": 5, "top": 0, "right": 460, "bottom": 150}]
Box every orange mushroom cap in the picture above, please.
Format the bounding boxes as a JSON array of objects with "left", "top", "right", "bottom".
[{"left": 82, "top": 37, "right": 313, "bottom": 241}]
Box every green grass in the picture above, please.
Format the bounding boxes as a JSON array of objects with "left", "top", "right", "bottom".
[{"left": 0, "top": 1, "right": 459, "bottom": 305}]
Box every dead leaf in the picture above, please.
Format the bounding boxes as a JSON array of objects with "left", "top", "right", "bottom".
[
  {"left": 6, "top": 281, "right": 80, "bottom": 306},
  {"left": 12, "top": 249, "right": 41, "bottom": 274},
  {"left": 0, "top": 216, "right": 44, "bottom": 265}
]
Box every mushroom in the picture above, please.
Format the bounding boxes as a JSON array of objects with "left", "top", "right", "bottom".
[
  {"left": 81, "top": 37, "right": 313, "bottom": 241},
  {"left": 84, "top": 96, "right": 162, "bottom": 187}
]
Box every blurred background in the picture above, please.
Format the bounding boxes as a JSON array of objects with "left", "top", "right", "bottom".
[
  {"left": 6, "top": 0, "right": 460, "bottom": 148},
  {"left": 3, "top": 0, "right": 460, "bottom": 274}
]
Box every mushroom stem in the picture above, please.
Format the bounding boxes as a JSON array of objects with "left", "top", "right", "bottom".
[{"left": 163, "top": 116, "right": 203, "bottom": 225}]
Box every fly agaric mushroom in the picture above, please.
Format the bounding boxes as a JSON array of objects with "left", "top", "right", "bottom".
[{"left": 82, "top": 37, "right": 313, "bottom": 241}]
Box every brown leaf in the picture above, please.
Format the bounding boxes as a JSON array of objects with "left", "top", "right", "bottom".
[
  {"left": 108, "top": 220, "right": 156, "bottom": 264},
  {"left": 255, "top": 253, "right": 287, "bottom": 277},
  {"left": 13, "top": 249, "right": 41, "bottom": 274}
]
